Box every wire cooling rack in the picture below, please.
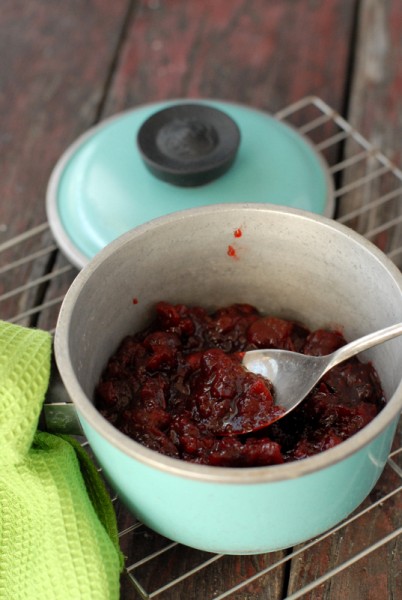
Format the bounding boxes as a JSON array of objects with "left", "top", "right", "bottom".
[{"left": 1, "top": 96, "right": 401, "bottom": 599}]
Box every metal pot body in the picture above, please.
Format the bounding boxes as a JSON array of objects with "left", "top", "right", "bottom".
[{"left": 55, "top": 205, "right": 402, "bottom": 554}]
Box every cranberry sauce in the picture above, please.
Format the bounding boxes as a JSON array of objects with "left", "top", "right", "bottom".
[{"left": 95, "top": 302, "right": 385, "bottom": 467}]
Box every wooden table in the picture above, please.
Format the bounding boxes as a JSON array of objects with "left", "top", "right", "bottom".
[{"left": 1, "top": 1, "right": 401, "bottom": 598}]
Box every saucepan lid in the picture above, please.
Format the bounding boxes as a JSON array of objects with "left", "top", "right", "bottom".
[{"left": 46, "top": 99, "right": 334, "bottom": 269}]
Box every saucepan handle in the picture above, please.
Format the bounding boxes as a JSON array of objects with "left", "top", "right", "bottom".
[{"left": 39, "top": 357, "right": 84, "bottom": 436}]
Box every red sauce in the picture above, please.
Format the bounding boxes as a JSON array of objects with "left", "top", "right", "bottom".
[
  {"left": 227, "top": 245, "right": 237, "bottom": 258},
  {"left": 95, "top": 303, "right": 385, "bottom": 467},
  {"left": 234, "top": 228, "right": 242, "bottom": 238}
]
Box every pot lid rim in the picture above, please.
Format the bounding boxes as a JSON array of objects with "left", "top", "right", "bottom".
[{"left": 46, "top": 98, "right": 335, "bottom": 270}]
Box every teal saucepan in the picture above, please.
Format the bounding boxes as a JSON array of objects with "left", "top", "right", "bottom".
[{"left": 54, "top": 205, "right": 402, "bottom": 554}]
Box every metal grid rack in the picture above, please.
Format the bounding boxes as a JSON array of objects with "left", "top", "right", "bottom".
[{"left": 1, "top": 96, "right": 401, "bottom": 599}]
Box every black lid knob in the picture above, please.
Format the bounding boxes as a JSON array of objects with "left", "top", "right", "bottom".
[{"left": 137, "top": 103, "right": 241, "bottom": 187}]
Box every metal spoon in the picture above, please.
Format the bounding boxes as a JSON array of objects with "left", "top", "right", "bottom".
[{"left": 236, "top": 322, "right": 402, "bottom": 434}]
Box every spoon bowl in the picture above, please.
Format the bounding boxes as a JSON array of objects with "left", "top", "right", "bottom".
[{"left": 238, "top": 322, "right": 402, "bottom": 434}]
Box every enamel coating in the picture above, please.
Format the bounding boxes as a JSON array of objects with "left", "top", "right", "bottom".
[
  {"left": 54, "top": 205, "right": 402, "bottom": 554},
  {"left": 46, "top": 100, "right": 334, "bottom": 269},
  {"left": 79, "top": 413, "right": 396, "bottom": 554}
]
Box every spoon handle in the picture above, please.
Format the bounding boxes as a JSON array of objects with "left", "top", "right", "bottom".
[{"left": 326, "top": 323, "right": 402, "bottom": 372}]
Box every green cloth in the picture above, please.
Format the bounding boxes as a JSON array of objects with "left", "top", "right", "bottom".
[{"left": 0, "top": 321, "right": 124, "bottom": 599}]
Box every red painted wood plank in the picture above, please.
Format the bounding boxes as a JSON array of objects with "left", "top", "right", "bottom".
[
  {"left": 103, "top": 0, "right": 357, "bottom": 117},
  {"left": 348, "top": 0, "right": 402, "bottom": 165},
  {"left": 337, "top": 0, "right": 402, "bottom": 266},
  {"left": 0, "top": 0, "right": 131, "bottom": 241}
]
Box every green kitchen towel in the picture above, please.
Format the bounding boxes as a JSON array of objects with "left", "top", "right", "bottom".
[{"left": 0, "top": 321, "right": 124, "bottom": 599}]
